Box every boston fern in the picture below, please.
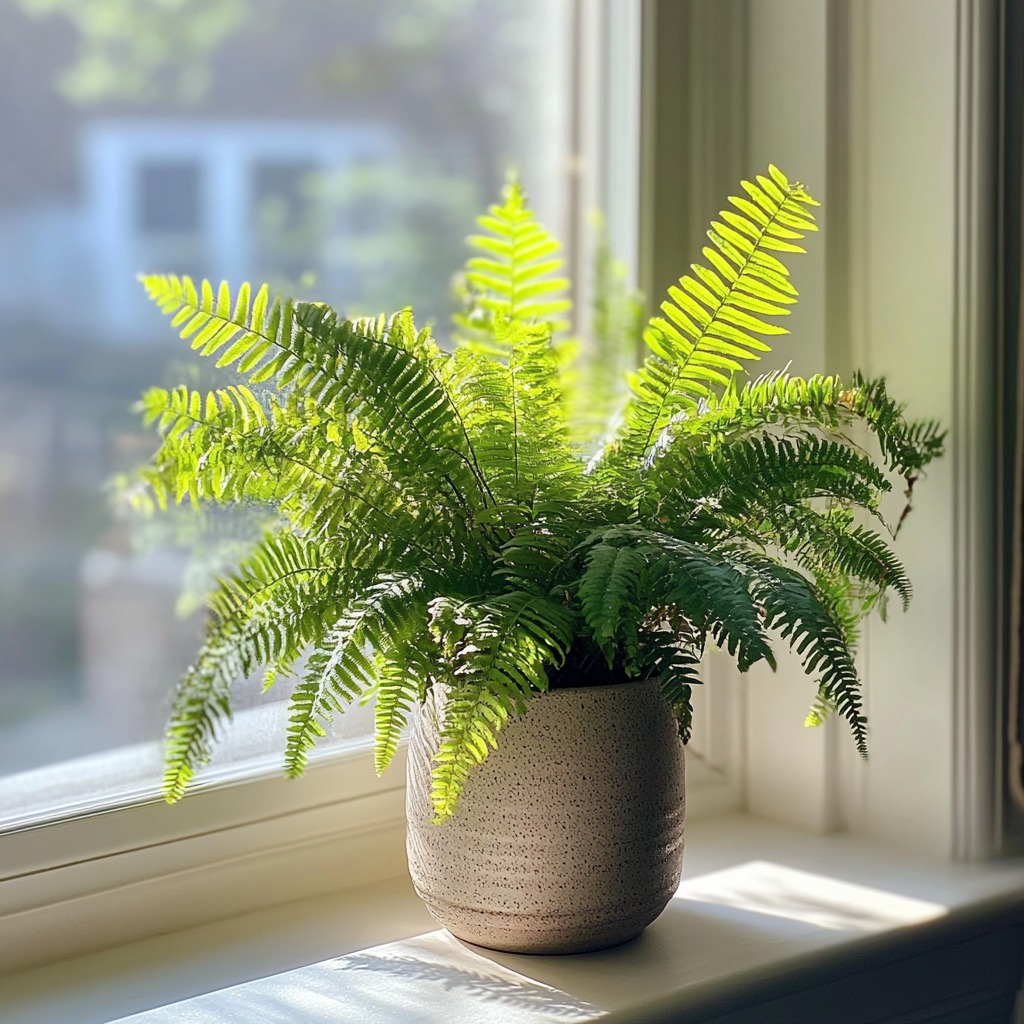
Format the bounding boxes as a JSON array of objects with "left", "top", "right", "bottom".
[{"left": 129, "top": 165, "right": 943, "bottom": 821}]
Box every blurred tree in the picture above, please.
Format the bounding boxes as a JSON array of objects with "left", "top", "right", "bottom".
[
  {"left": 15, "top": 0, "right": 254, "bottom": 103},
  {"left": 13, "top": 0, "right": 553, "bottom": 193},
  {"left": 12, "top": 0, "right": 565, "bottom": 321}
]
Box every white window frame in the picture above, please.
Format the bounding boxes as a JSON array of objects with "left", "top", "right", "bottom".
[
  {"left": 636, "top": 0, "right": 997, "bottom": 858},
  {"left": 1, "top": 0, "right": 999, "bottom": 974},
  {"left": 0, "top": 740, "right": 410, "bottom": 973},
  {"left": 1, "top": 0, "right": 682, "bottom": 972},
  {"left": 83, "top": 119, "right": 396, "bottom": 342}
]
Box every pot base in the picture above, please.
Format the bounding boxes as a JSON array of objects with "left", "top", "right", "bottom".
[
  {"left": 412, "top": 883, "right": 669, "bottom": 955},
  {"left": 406, "top": 680, "right": 686, "bottom": 955},
  {"left": 453, "top": 927, "right": 645, "bottom": 957}
]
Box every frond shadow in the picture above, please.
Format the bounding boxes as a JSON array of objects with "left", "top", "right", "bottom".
[{"left": 334, "top": 950, "right": 605, "bottom": 1020}]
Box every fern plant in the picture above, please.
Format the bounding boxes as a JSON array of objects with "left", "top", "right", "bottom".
[{"left": 128, "top": 165, "right": 944, "bottom": 821}]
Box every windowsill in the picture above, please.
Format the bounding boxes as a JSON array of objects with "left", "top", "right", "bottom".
[{"left": 5, "top": 813, "right": 1024, "bottom": 1024}]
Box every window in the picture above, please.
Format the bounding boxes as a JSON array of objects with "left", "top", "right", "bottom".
[
  {"left": 251, "top": 159, "right": 320, "bottom": 283},
  {"left": 0, "top": 0, "right": 653, "bottom": 962},
  {"left": 0, "top": 1, "right": 584, "bottom": 835},
  {"left": 633, "top": 0, "right": 996, "bottom": 855},
  {"left": 3, "top": 0, "right": 993, "bottom": 973},
  {"left": 136, "top": 160, "right": 203, "bottom": 234}
]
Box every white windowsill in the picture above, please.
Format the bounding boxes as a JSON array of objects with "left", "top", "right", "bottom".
[{"left": 5, "top": 813, "right": 1024, "bottom": 1024}]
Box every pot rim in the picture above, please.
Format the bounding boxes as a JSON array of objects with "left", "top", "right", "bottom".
[{"left": 539, "top": 676, "right": 661, "bottom": 696}]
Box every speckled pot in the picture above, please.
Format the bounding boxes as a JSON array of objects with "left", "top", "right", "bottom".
[{"left": 406, "top": 679, "right": 686, "bottom": 954}]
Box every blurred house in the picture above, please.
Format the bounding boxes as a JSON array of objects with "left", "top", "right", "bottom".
[
  {"left": 0, "top": 118, "right": 394, "bottom": 345},
  {"left": 0, "top": 0, "right": 561, "bottom": 770},
  {"left": 0, "top": 1, "right": 418, "bottom": 759}
]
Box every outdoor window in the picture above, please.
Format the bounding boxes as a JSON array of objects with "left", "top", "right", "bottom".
[
  {"left": 0, "top": 0, "right": 702, "bottom": 929},
  {"left": 136, "top": 160, "right": 203, "bottom": 235},
  {"left": 0, "top": 0, "right": 584, "bottom": 842}
]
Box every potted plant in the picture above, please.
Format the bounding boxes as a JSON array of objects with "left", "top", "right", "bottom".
[{"left": 127, "top": 165, "right": 943, "bottom": 954}]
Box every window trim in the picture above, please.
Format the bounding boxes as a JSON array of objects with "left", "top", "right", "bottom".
[
  {"left": 0, "top": 0, "right": 662, "bottom": 971},
  {"left": 638, "top": 0, "right": 999, "bottom": 860},
  {"left": 0, "top": 742, "right": 408, "bottom": 974},
  {"left": 7, "top": 0, "right": 997, "bottom": 971}
]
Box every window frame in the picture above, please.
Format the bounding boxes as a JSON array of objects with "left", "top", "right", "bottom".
[
  {"left": 0, "top": 741, "right": 409, "bottom": 974},
  {"left": 0, "top": 0, "right": 675, "bottom": 972},
  {"left": 3, "top": 0, "right": 998, "bottom": 973},
  {"left": 638, "top": 0, "right": 998, "bottom": 859}
]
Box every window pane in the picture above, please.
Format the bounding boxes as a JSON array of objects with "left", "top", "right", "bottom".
[
  {"left": 0, "top": 0, "right": 573, "bottom": 827},
  {"left": 137, "top": 161, "right": 203, "bottom": 234}
]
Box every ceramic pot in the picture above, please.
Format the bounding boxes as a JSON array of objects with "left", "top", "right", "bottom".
[{"left": 406, "top": 678, "right": 685, "bottom": 954}]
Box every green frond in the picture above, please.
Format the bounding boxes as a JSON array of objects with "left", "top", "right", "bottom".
[
  {"left": 847, "top": 373, "right": 946, "bottom": 478},
  {"left": 446, "top": 318, "right": 579, "bottom": 509},
  {"left": 372, "top": 660, "right": 423, "bottom": 776},
  {"left": 371, "top": 619, "right": 439, "bottom": 775},
  {"left": 644, "top": 433, "right": 891, "bottom": 526},
  {"left": 726, "top": 503, "right": 913, "bottom": 616},
  {"left": 206, "top": 529, "right": 332, "bottom": 624},
  {"left": 141, "top": 382, "right": 268, "bottom": 440},
  {"left": 656, "top": 369, "right": 945, "bottom": 484},
  {"left": 139, "top": 277, "right": 488, "bottom": 515},
  {"left": 585, "top": 525, "right": 774, "bottom": 673},
  {"left": 453, "top": 180, "right": 572, "bottom": 348},
  {"left": 132, "top": 383, "right": 275, "bottom": 509},
  {"left": 163, "top": 651, "right": 233, "bottom": 803},
  {"left": 428, "top": 591, "right": 574, "bottom": 820},
  {"left": 285, "top": 574, "right": 427, "bottom": 777},
  {"left": 680, "top": 370, "right": 849, "bottom": 441},
  {"left": 497, "top": 500, "right": 595, "bottom": 592},
  {"left": 577, "top": 542, "right": 649, "bottom": 671},
  {"left": 136, "top": 383, "right": 456, "bottom": 579},
  {"left": 637, "top": 634, "right": 701, "bottom": 742},
  {"left": 610, "top": 165, "right": 818, "bottom": 468},
  {"left": 805, "top": 517, "right": 912, "bottom": 611},
  {"left": 752, "top": 562, "right": 868, "bottom": 755},
  {"left": 163, "top": 573, "right": 339, "bottom": 802}
]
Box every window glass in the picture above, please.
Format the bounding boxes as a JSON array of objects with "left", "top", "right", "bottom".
[
  {"left": 137, "top": 161, "right": 203, "bottom": 234},
  {"left": 0, "top": 0, "right": 572, "bottom": 827}
]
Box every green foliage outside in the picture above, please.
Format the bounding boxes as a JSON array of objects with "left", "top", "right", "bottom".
[{"left": 126, "top": 167, "right": 945, "bottom": 821}]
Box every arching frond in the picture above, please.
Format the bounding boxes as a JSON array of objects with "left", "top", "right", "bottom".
[
  {"left": 611, "top": 165, "right": 818, "bottom": 468},
  {"left": 577, "top": 542, "right": 648, "bottom": 670},
  {"left": 139, "top": 277, "right": 488, "bottom": 514},
  {"left": 285, "top": 574, "right": 427, "bottom": 777},
  {"left": 793, "top": 513, "right": 913, "bottom": 612},
  {"left": 206, "top": 529, "right": 334, "bottom": 624},
  {"left": 751, "top": 562, "right": 868, "bottom": 755},
  {"left": 370, "top": 614, "right": 441, "bottom": 776},
  {"left": 453, "top": 179, "right": 572, "bottom": 348},
  {"left": 655, "top": 369, "right": 945, "bottom": 479},
  {"left": 720, "top": 501, "right": 913, "bottom": 615},
  {"left": 497, "top": 499, "right": 596, "bottom": 592},
  {"left": 428, "top": 592, "right": 573, "bottom": 820},
  {"left": 582, "top": 525, "right": 774, "bottom": 674},
  {"left": 136, "top": 382, "right": 454, "bottom": 577},
  {"left": 163, "top": 573, "right": 339, "bottom": 802},
  {"left": 644, "top": 433, "right": 892, "bottom": 526},
  {"left": 638, "top": 633, "right": 702, "bottom": 742}
]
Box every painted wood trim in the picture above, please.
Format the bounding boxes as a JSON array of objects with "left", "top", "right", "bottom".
[{"left": 951, "top": 0, "right": 999, "bottom": 860}]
